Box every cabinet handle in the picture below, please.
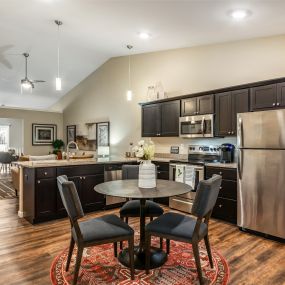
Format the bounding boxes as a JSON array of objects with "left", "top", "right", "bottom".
[
  {"left": 219, "top": 186, "right": 222, "bottom": 190},
  {"left": 79, "top": 177, "right": 82, "bottom": 180},
  {"left": 277, "top": 102, "right": 280, "bottom": 106},
  {"left": 83, "top": 177, "right": 86, "bottom": 180},
  {"left": 37, "top": 180, "right": 40, "bottom": 184},
  {"left": 273, "top": 103, "right": 276, "bottom": 106},
  {"left": 231, "top": 131, "right": 235, "bottom": 135},
  {"left": 44, "top": 172, "right": 47, "bottom": 175},
  {"left": 157, "top": 171, "right": 161, "bottom": 174},
  {"left": 228, "top": 131, "right": 230, "bottom": 135},
  {"left": 219, "top": 172, "right": 223, "bottom": 175},
  {"left": 219, "top": 204, "right": 222, "bottom": 208}
]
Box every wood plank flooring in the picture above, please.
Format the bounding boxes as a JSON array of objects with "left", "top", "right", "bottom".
[{"left": 0, "top": 198, "right": 284, "bottom": 285}]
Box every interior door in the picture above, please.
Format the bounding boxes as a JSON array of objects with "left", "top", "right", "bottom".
[
  {"left": 237, "top": 110, "right": 285, "bottom": 149},
  {"left": 237, "top": 149, "right": 285, "bottom": 239}
]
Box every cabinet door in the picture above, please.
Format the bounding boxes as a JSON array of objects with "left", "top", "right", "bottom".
[
  {"left": 197, "top": 94, "right": 214, "bottom": 115},
  {"left": 231, "top": 89, "right": 249, "bottom": 135},
  {"left": 277, "top": 82, "right": 285, "bottom": 107},
  {"left": 212, "top": 197, "right": 237, "bottom": 224},
  {"left": 181, "top": 97, "right": 197, "bottom": 116},
  {"left": 81, "top": 174, "right": 105, "bottom": 212},
  {"left": 142, "top": 104, "right": 161, "bottom": 137},
  {"left": 161, "top": 100, "right": 180, "bottom": 136},
  {"left": 250, "top": 84, "right": 277, "bottom": 111},
  {"left": 215, "top": 92, "right": 232, "bottom": 136},
  {"left": 36, "top": 178, "right": 57, "bottom": 220}
]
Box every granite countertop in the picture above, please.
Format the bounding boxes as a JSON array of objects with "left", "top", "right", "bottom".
[
  {"left": 205, "top": 162, "right": 237, "bottom": 169},
  {"left": 14, "top": 156, "right": 138, "bottom": 168}
]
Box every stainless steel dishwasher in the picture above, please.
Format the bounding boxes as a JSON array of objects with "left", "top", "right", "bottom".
[{"left": 104, "top": 164, "right": 127, "bottom": 206}]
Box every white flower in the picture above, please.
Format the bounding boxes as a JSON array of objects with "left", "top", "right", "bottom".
[
  {"left": 138, "top": 140, "right": 145, "bottom": 147},
  {"left": 132, "top": 146, "right": 139, "bottom": 152}
]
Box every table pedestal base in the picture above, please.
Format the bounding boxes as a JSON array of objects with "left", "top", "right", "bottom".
[{"left": 118, "top": 246, "right": 168, "bottom": 270}]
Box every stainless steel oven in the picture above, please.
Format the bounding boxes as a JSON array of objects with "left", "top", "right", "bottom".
[
  {"left": 179, "top": 114, "right": 214, "bottom": 138},
  {"left": 169, "top": 163, "right": 204, "bottom": 213}
]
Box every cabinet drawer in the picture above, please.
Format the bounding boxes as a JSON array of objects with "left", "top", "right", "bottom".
[
  {"left": 218, "top": 179, "right": 237, "bottom": 200},
  {"left": 212, "top": 197, "right": 237, "bottom": 224},
  {"left": 36, "top": 167, "right": 56, "bottom": 179},
  {"left": 206, "top": 166, "right": 237, "bottom": 181},
  {"left": 57, "top": 164, "right": 104, "bottom": 177}
]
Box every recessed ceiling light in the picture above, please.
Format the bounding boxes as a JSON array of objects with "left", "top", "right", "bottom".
[
  {"left": 138, "top": 32, "right": 151, "bottom": 39},
  {"left": 230, "top": 9, "right": 251, "bottom": 20}
]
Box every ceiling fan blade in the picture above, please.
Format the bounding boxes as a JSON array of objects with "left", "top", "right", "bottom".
[
  {"left": 30, "top": 80, "right": 46, "bottom": 83},
  {"left": 0, "top": 57, "right": 12, "bottom": 69}
]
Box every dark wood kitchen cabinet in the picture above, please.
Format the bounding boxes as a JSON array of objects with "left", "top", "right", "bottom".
[
  {"left": 152, "top": 161, "right": 169, "bottom": 206},
  {"left": 215, "top": 89, "right": 249, "bottom": 136},
  {"left": 250, "top": 84, "right": 277, "bottom": 111},
  {"left": 142, "top": 100, "right": 180, "bottom": 137},
  {"left": 277, "top": 82, "right": 285, "bottom": 107},
  {"left": 205, "top": 166, "right": 237, "bottom": 224},
  {"left": 181, "top": 94, "right": 214, "bottom": 116}
]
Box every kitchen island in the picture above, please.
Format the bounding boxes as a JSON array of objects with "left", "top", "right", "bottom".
[{"left": 16, "top": 157, "right": 138, "bottom": 223}]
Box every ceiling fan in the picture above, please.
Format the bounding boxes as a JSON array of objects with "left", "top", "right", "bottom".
[{"left": 21, "top": 52, "right": 45, "bottom": 91}]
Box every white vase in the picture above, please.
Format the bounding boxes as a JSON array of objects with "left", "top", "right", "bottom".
[{"left": 138, "top": 160, "right": 156, "bottom": 188}]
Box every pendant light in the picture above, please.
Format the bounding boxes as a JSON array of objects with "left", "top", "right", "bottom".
[
  {"left": 126, "top": 45, "right": 133, "bottom": 101},
  {"left": 55, "top": 20, "right": 63, "bottom": 91}
]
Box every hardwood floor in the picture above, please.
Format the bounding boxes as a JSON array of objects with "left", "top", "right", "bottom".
[{"left": 0, "top": 198, "right": 284, "bottom": 285}]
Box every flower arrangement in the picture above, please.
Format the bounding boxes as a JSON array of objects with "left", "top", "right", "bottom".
[{"left": 133, "top": 139, "right": 155, "bottom": 160}]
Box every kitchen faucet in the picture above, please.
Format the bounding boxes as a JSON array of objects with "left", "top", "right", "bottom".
[{"left": 66, "top": 141, "right": 79, "bottom": 160}]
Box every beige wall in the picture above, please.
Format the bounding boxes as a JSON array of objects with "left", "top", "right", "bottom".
[
  {"left": 60, "top": 35, "right": 285, "bottom": 155},
  {"left": 0, "top": 108, "right": 63, "bottom": 155}
]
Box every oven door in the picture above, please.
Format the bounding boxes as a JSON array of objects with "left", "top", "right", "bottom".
[{"left": 179, "top": 114, "right": 214, "bottom": 138}]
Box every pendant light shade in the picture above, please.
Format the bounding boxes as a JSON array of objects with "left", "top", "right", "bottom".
[
  {"left": 55, "top": 20, "right": 63, "bottom": 91},
  {"left": 126, "top": 45, "right": 133, "bottom": 101}
]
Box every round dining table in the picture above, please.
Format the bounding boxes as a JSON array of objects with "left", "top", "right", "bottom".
[{"left": 94, "top": 179, "right": 192, "bottom": 270}]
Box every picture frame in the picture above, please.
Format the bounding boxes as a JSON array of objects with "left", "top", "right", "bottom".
[
  {"left": 32, "top": 124, "right": 57, "bottom": 145},
  {"left": 96, "top": 122, "right": 110, "bottom": 147},
  {"left": 66, "top": 125, "right": 76, "bottom": 145}
]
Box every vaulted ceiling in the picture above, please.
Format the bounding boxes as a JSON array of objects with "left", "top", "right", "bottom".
[{"left": 1, "top": 0, "right": 285, "bottom": 111}]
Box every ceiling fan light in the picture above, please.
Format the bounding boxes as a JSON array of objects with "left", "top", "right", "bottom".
[{"left": 56, "top": 77, "right": 62, "bottom": 91}]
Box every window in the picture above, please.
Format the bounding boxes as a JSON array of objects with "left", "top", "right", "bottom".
[{"left": 0, "top": 126, "right": 9, "bottom": 151}]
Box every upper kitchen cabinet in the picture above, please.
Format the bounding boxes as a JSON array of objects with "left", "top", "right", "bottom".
[
  {"left": 277, "top": 82, "right": 285, "bottom": 107},
  {"left": 215, "top": 89, "right": 249, "bottom": 136},
  {"left": 141, "top": 103, "right": 161, "bottom": 137},
  {"left": 181, "top": 94, "right": 214, "bottom": 116},
  {"left": 250, "top": 84, "right": 277, "bottom": 111},
  {"left": 142, "top": 100, "right": 180, "bottom": 137}
]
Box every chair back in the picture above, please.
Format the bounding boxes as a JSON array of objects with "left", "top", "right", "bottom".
[
  {"left": 0, "top": 152, "right": 13, "bottom": 164},
  {"left": 57, "top": 175, "right": 84, "bottom": 222},
  {"left": 122, "top": 165, "right": 139, "bottom": 180},
  {"left": 192, "top": 175, "right": 222, "bottom": 219}
]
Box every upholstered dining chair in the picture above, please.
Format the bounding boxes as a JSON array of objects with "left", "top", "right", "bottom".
[
  {"left": 119, "top": 164, "right": 164, "bottom": 249},
  {"left": 0, "top": 152, "right": 13, "bottom": 173},
  {"left": 57, "top": 175, "right": 135, "bottom": 285},
  {"left": 145, "top": 174, "right": 222, "bottom": 285}
]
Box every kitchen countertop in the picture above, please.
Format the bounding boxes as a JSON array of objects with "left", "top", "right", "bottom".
[
  {"left": 14, "top": 156, "right": 173, "bottom": 168},
  {"left": 14, "top": 156, "right": 138, "bottom": 168},
  {"left": 205, "top": 162, "right": 237, "bottom": 169}
]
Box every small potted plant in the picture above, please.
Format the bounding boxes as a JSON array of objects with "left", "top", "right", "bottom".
[
  {"left": 133, "top": 140, "right": 156, "bottom": 188},
  {"left": 52, "top": 139, "right": 64, "bottom": 160}
]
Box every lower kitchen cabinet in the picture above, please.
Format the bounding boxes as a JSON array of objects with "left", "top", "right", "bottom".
[
  {"left": 153, "top": 161, "right": 169, "bottom": 206},
  {"left": 23, "top": 164, "right": 106, "bottom": 224},
  {"left": 205, "top": 165, "right": 237, "bottom": 224}
]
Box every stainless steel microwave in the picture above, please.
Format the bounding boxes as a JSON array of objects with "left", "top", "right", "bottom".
[{"left": 179, "top": 114, "right": 214, "bottom": 138}]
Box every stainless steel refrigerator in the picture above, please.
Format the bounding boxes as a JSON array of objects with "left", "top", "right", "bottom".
[{"left": 237, "top": 109, "right": 285, "bottom": 239}]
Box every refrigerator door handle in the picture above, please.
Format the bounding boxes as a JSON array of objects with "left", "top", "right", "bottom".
[
  {"left": 238, "top": 149, "right": 243, "bottom": 180},
  {"left": 237, "top": 116, "right": 244, "bottom": 148}
]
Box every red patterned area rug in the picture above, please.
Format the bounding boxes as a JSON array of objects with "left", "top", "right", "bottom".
[{"left": 50, "top": 236, "right": 230, "bottom": 285}]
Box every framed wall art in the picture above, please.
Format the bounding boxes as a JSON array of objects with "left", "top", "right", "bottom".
[
  {"left": 32, "top": 124, "right": 57, "bottom": 145},
  {"left": 66, "top": 125, "right": 76, "bottom": 144},
  {"left": 96, "top": 122, "right": 110, "bottom": 147}
]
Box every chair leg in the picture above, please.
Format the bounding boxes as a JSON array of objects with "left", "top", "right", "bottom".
[
  {"left": 125, "top": 217, "right": 129, "bottom": 224},
  {"left": 114, "top": 242, "right": 118, "bottom": 257},
  {"left": 66, "top": 237, "right": 75, "bottom": 272},
  {"left": 73, "top": 246, "right": 83, "bottom": 285},
  {"left": 204, "top": 235, "right": 213, "bottom": 268},
  {"left": 166, "top": 239, "right": 170, "bottom": 254},
  {"left": 129, "top": 237, "right": 135, "bottom": 280},
  {"left": 192, "top": 242, "right": 204, "bottom": 285},
  {"left": 120, "top": 215, "right": 124, "bottom": 250},
  {"left": 15, "top": 189, "right": 18, "bottom": 197},
  {"left": 160, "top": 237, "right": 163, "bottom": 249},
  {"left": 145, "top": 232, "right": 151, "bottom": 274},
  {"left": 150, "top": 216, "right": 153, "bottom": 222}
]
